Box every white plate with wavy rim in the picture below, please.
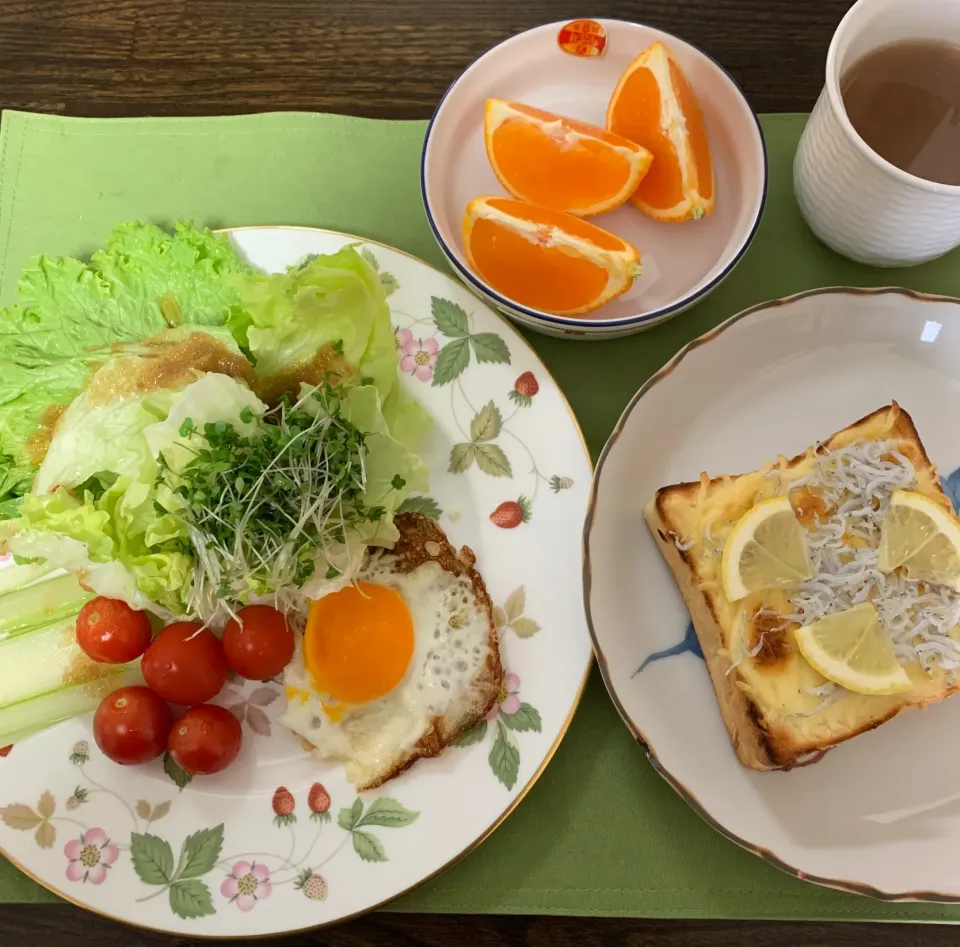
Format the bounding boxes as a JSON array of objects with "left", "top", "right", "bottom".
[
  {"left": 421, "top": 18, "right": 767, "bottom": 339},
  {"left": 0, "top": 226, "right": 593, "bottom": 936},
  {"left": 585, "top": 286, "right": 960, "bottom": 901}
]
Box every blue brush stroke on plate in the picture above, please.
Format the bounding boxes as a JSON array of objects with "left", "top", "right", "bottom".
[
  {"left": 941, "top": 468, "right": 960, "bottom": 514},
  {"left": 636, "top": 465, "right": 960, "bottom": 678},
  {"left": 635, "top": 621, "right": 703, "bottom": 676}
]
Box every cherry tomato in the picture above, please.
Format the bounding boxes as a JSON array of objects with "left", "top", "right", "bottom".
[
  {"left": 93, "top": 686, "right": 172, "bottom": 765},
  {"left": 141, "top": 622, "right": 228, "bottom": 706},
  {"left": 167, "top": 704, "right": 242, "bottom": 775},
  {"left": 76, "top": 597, "right": 152, "bottom": 664},
  {"left": 222, "top": 605, "right": 294, "bottom": 680}
]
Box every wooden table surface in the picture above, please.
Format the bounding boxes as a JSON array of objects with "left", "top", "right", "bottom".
[{"left": 1, "top": 0, "right": 957, "bottom": 944}]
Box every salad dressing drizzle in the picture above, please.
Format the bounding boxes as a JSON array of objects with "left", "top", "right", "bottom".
[
  {"left": 87, "top": 332, "right": 255, "bottom": 406},
  {"left": 258, "top": 343, "right": 355, "bottom": 404},
  {"left": 24, "top": 404, "right": 67, "bottom": 467},
  {"left": 25, "top": 334, "right": 255, "bottom": 467}
]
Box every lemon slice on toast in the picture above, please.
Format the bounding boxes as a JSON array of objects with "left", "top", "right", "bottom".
[
  {"left": 721, "top": 497, "right": 814, "bottom": 601},
  {"left": 794, "top": 603, "right": 912, "bottom": 695},
  {"left": 878, "top": 490, "right": 960, "bottom": 591}
]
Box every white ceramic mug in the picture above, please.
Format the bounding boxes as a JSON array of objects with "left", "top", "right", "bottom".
[{"left": 794, "top": 0, "right": 960, "bottom": 267}]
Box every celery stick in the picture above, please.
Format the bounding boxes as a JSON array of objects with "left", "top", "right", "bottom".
[
  {"left": 0, "top": 560, "right": 60, "bottom": 596},
  {"left": 0, "top": 572, "right": 91, "bottom": 642},
  {"left": 0, "top": 665, "right": 143, "bottom": 747},
  {"left": 0, "top": 616, "right": 96, "bottom": 709}
]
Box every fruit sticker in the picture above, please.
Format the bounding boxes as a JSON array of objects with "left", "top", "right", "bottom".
[{"left": 557, "top": 19, "right": 607, "bottom": 58}]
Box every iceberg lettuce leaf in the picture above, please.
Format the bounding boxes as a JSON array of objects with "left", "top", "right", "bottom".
[
  {"left": 0, "top": 223, "right": 252, "bottom": 517},
  {"left": 239, "top": 246, "right": 387, "bottom": 381},
  {"left": 11, "top": 372, "right": 269, "bottom": 615},
  {"left": 143, "top": 371, "right": 266, "bottom": 474},
  {"left": 237, "top": 244, "right": 431, "bottom": 465}
]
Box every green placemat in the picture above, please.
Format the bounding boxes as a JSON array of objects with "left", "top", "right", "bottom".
[{"left": 2, "top": 108, "right": 960, "bottom": 922}]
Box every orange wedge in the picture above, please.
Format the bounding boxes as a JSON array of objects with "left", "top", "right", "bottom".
[
  {"left": 606, "top": 41, "right": 715, "bottom": 222},
  {"left": 462, "top": 196, "right": 641, "bottom": 316},
  {"left": 484, "top": 99, "right": 653, "bottom": 217}
]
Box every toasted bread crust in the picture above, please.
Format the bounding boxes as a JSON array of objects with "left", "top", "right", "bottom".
[
  {"left": 647, "top": 402, "right": 958, "bottom": 770},
  {"left": 356, "top": 512, "right": 503, "bottom": 790},
  {"left": 652, "top": 403, "right": 936, "bottom": 516},
  {"left": 645, "top": 501, "right": 777, "bottom": 767}
]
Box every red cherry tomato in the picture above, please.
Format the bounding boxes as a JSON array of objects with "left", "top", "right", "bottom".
[
  {"left": 93, "top": 686, "right": 172, "bottom": 765},
  {"left": 141, "top": 622, "right": 228, "bottom": 706},
  {"left": 222, "top": 605, "right": 294, "bottom": 680},
  {"left": 167, "top": 705, "right": 242, "bottom": 775},
  {"left": 76, "top": 597, "right": 152, "bottom": 664}
]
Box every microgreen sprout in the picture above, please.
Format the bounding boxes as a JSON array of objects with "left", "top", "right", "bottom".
[{"left": 158, "top": 380, "right": 403, "bottom": 622}]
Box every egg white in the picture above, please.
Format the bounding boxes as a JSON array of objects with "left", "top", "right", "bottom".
[{"left": 279, "top": 554, "right": 494, "bottom": 787}]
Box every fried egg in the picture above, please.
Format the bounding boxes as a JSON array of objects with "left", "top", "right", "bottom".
[{"left": 279, "top": 550, "right": 499, "bottom": 789}]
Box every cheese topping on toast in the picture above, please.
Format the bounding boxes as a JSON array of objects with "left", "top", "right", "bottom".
[
  {"left": 786, "top": 441, "right": 960, "bottom": 675},
  {"left": 656, "top": 405, "right": 960, "bottom": 745}
]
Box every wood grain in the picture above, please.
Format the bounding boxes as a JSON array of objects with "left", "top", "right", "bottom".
[
  {"left": 3, "top": 907, "right": 960, "bottom": 947},
  {"left": 3, "top": 0, "right": 950, "bottom": 943},
  {"left": 0, "top": 0, "right": 851, "bottom": 119}
]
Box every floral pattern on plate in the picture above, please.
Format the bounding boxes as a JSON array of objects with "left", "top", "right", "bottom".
[
  {"left": 3, "top": 741, "right": 418, "bottom": 920},
  {"left": 392, "top": 296, "right": 576, "bottom": 530},
  {"left": 0, "top": 228, "right": 593, "bottom": 935}
]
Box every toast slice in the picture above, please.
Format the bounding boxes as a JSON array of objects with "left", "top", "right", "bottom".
[{"left": 645, "top": 403, "right": 960, "bottom": 769}]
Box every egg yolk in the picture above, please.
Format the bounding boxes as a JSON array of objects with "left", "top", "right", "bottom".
[{"left": 304, "top": 582, "right": 414, "bottom": 703}]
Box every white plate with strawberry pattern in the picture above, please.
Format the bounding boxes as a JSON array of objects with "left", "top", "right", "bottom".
[{"left": 0, "top": 227, "right": 593, "bottom": 936}]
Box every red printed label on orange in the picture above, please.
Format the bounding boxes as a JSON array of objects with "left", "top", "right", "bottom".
[{"left": 557, "top": 19, "right": 607, "bottom": 58}]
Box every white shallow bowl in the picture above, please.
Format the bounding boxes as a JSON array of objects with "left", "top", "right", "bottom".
[
  {"left": 585, "top": 286, "right": 960, "bottom": 899},
  {"left": 421, "top": 18, "right": 768, "bottom": 340}
]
